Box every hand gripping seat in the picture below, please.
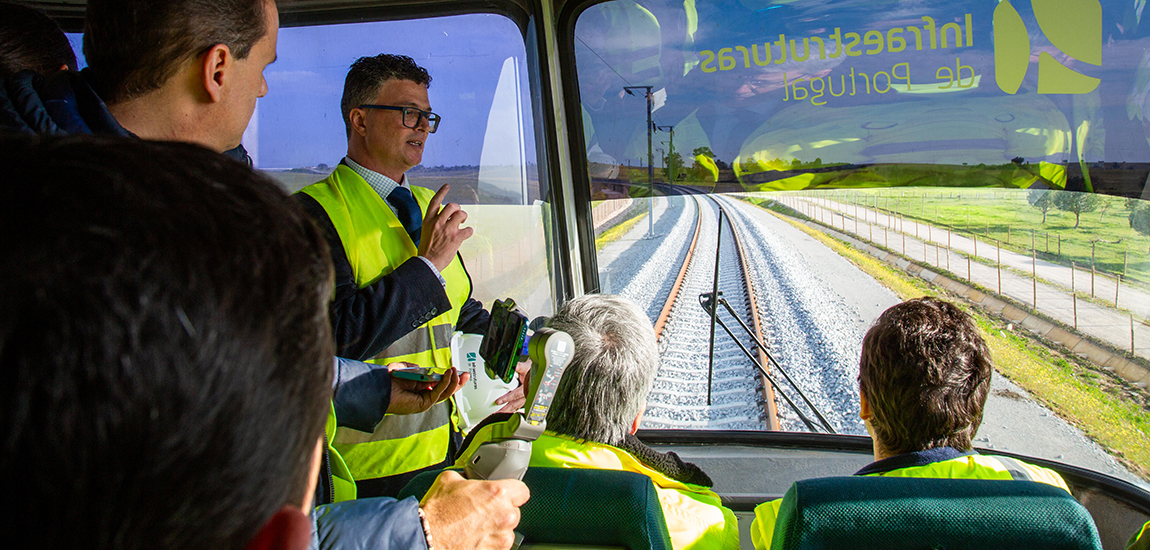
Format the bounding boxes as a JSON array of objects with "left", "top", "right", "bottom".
[
  {"left": 399, "top": 467, "right": 673, "bottom": 550},
  {"left": 770, "top": 476, "right": 1102, "bottom": 550}
]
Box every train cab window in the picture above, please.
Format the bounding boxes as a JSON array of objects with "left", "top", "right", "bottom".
[
  {"left": 74, "top": 14, "right": 554, "bottom": 316},
  {"left": 245, "top": 14, "right": 554, "bottom": 317},
  {"left": 573, "top": 0, "right": 1150, "bottom": 492}
]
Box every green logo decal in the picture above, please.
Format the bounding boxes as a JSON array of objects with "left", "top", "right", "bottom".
[{"left": 994, "top": 0, "right": 1101, "bottom": 94}]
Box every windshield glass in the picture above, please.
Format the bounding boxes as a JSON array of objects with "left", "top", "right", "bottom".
[
  {"left": 576, "top": 0, "right": 1150, "bottom": 487},
  {"left": 257, "top": 15, "right": 553, "bottom": 316}
]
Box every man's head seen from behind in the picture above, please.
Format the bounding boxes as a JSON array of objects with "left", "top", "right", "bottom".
[
  {"left": 858, "top": 297, "right": 993, "bottom": 458},
  {"left": 0, "top": 135, "right": 333, "bottom": 550},
  {"left": 82, "top": 0, "right": 279, "bottom": 152},
  {"left": 544, "top": 294, "right": 659, "bottom": 447}
]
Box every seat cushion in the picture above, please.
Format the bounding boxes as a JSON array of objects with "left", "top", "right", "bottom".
[
  {"left": 772, "top": 476, "right": 1101, "bottom": 550},
  {"left": 400, "top": 467, "right": 673, "bottom": 550}
]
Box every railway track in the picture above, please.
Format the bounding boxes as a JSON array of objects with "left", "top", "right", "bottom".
[{"left": 642, "top": 189, "right": 779, "bottom": 431}]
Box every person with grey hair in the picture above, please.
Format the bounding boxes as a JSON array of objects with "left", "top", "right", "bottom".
[{"left": 454, "top": 294, "right": 740, "bottom": 550}]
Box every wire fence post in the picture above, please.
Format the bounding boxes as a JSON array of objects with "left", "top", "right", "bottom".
[
  {"left": 997, "top": 241, "right": 1002, "bottom": 294},
  {"left": 1032, "top": 247, "right": 1037, "bottom": 307},
  {"left": 967, "top": 254, "right": 972, "bottom": 281},
  {"left": 1132, "top": 314, "right": 1136, "bottom": 355},
  {"left": 1072, "top": 261, "right": 1078, "bottom": 330},
  {"left": 1091, "top": 255, "right": 1096, "bottom": 298},
  {"left": 1116, "top": 274, "right": 1121, "bottom": 308},
  {"left": 974, "top": 234, "right": 978, "bottom": 256}
]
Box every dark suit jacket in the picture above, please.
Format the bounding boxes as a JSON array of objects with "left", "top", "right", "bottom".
[{"left": 297, "top": 192, "right": 490, "bottom": 361}]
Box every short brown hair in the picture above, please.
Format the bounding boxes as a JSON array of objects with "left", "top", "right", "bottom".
[
  {"left": 83, "top": 0, "right": 271, "bottom": 104},
  {"left": 858, "top": 297, "right": 992, "bottom": 456},
  {"left": 340, "top": 53, "right": 431, "bottom": 137}
]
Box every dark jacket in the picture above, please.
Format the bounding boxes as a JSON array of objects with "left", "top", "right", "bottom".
[
  {"left": 0, "top": 69, "right": 252, "bottom": 164},
  {"left": 1, "top": 69, "right": 129, "bottom": 137},
  {"left": 296, "top": 192, "right": 490, "bottom": 361}
]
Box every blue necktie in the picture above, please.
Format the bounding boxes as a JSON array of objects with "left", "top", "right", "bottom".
[{"left": 387, "top": 186, "right": 422, "bottom": 247}]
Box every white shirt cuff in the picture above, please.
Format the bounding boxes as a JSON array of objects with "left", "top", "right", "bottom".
[{"left": 417, "top": 256, "right": 447, "bottom": 287}]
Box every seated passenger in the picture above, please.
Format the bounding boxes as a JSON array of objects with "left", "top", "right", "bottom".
[
  {"left": 0, "top": 135, "right": 527, "bottom": 550},
  {"left": 455, "top": 294, "right": 740, "bottom": 550},
  {"left": 0, "top": 1, "right": 77, "bottom": 78},
  {"left": 751, "top": 297, "right": 1069, "bottom": 549}
]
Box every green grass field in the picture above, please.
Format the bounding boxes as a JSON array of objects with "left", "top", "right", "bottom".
[
  {"left": 750, "top": 198, "right": 1150, "bottom": 479},
  {"left": 802, "top": 188, "right": 1150, "bottom": 289}
]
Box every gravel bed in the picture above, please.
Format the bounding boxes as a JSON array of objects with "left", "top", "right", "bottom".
[{"left": 641, "top": 196, "right": 767, "bottom": 430}]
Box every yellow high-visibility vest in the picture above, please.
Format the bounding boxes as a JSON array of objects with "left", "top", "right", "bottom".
[
  {"left": 301, "top": 164, "right": 470, "bottom": 481},
  {"left": 325, "top": 404, "right": 356, "bottom": 503}
]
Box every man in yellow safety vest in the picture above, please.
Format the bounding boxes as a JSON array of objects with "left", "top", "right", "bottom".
[
  {"left": 297, "top": 53, "right": 511, "bottom": 498},
  {"left": 750, "top": 297, "right": 1070, "bottom": 548}
]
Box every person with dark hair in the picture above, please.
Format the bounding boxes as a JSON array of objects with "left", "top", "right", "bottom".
[
  {"left": 749, "top": 297, "right": 1069, "bottom": 548},
  {"left": 0, "top": 0, "right": 276, "bottom": 164},
  {"left": 453, "top": 294, "right": 739, "bottom": 550},
  {"left": 0, "top": 135, "right": 529, "bottom": 550},
  {"left": 297, "top": 53, "right": 525, "bottom": 499},
  {"left": 0, "top": 2, "right": 77, "bottom": 78}
]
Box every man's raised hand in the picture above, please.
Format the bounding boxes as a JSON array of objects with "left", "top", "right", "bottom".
[{"left": 417, "top": 184, "right": 473, "bottom": 272}]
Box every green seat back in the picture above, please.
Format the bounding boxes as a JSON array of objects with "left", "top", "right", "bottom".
[
  {"left": 399, "top": 468, "right": 673, "bottom": 550},
  {"left": 773, "top": 476, "right": 1102, "bottom": 550}
]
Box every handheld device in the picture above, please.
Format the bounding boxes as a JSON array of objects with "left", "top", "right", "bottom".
[
  {"left": 452, "top": 332, "right": 518, "bottom": 431},
  {"left": 464, "top": 328, "right": 574, "bottom": 481},
  {"left": 479, "top": 298, "right": 530, "bottom": 383},
  {"left": 390, "top": 367, "right": 443, "bottom": 382}
]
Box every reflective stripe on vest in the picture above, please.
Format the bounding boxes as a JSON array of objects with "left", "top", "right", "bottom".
[
  {"left": 301, "top": 165, "right": 471, "bottom": 480},
  {"left": 868, "top": 453, "right": 1070, "bottom": 492},
  {"left": 989, "top": 455, "right": 1036, "bottom": 482},
  {"left": 333, "top": 402, "right": 451, "bottom": 479},
  {"left": 379, "top": 322, "right": 455, "bottom": 360}
]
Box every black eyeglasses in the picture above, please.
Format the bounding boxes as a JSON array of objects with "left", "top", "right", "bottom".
[{"left": 358, "top": 105, "right": 441, "bottom": 133}]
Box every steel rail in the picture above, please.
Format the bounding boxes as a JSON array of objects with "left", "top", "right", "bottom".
[
  {"left": 715, "top": 197, "right": 780, "bottom": 430},
  {"left": 654, "top": 195, "right": 701, "bottom": 340},
  {"left": 653, "top": 188, "right": 778, "bottom": 430}
]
